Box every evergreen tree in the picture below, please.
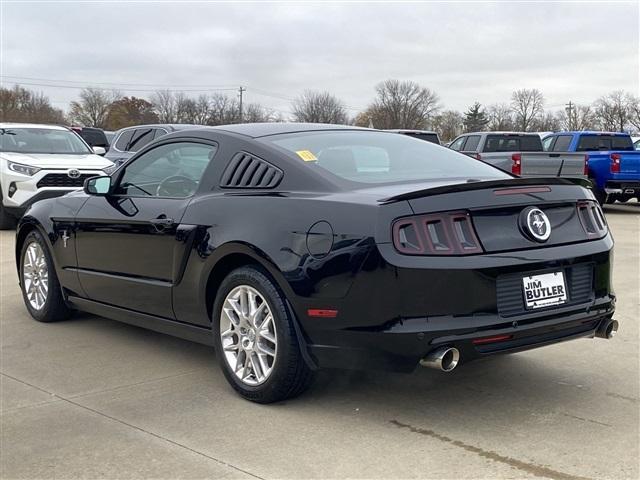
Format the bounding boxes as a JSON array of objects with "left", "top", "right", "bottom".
[{"left": 463, "top": 102, "right": 489, "bottom": 132}]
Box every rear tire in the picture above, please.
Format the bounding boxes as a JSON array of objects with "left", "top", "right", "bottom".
[
  {"left": 19, "top": 230, "right": 71, "bottom": 322},
  {"left": 213, "top": 266, "right": 314, "bottom": 403}
]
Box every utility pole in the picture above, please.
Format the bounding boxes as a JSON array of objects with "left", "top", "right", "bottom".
[
  {"left": 565, "top": 101, "right": 574, "bottom": 130},
  {"left": 238, "top": 86, "right": 246, "bottom": 123}
]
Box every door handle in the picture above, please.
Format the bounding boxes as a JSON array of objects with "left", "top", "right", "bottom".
[{"left": 151, "top": 215, "right": 174, "bottom": 227}]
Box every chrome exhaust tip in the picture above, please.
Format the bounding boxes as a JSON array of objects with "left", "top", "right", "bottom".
[
  {"left": 595, "top": 319, "right": 619, "bottom": 339},
  {"left": 420, "top": 347, "right": 460, "bottom": 372}
]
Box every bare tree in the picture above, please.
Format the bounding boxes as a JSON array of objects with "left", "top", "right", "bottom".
[
  {"left": 243, "top": 103, "right": 282, "bottom": 123},
  {"left": 292, "top": 90, "right": 348, "bottom": 124},
  {"left": 487, "top": 103, "right": 513, "bottom": 131},
  {"left": 558, "top": 104, "right": 596, "bottom": 131},
  {"left": 593, "top": 91, "right": 630, "bottom": 132},
  {"left": 533, "top": 111, "right": 562, "bottom": 132},
  {"left": 365, "top": 79, "right": 440, "bottom": 129},
  {"left": 510, "top": 89, "right": 544, "bottom": 131},
  {"left": 150, "top": 89, "right": 176, "bottom": 123},
  {"left": 626, "top": 94, "right": 640, "bottom": 133},
  {"left": 208, "top": 93, "right": 240, "bottom": 125},
  {"left": 432, "top": 110, "right": 464, "bottom": 142},
  {"left": 0, "top": 85, "right": 66, "bottom": 124},
  {"left": 69, "top": 87, "right": 121, "bottom": 128}
]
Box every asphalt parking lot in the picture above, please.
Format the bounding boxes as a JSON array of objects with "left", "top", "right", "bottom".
[{"left": 1, "top": 204, "right": 638, "bottom": 480}]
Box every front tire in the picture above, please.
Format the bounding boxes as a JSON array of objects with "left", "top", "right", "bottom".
[
  {"left": 19, "top": 230, "right": 71, "bottom": 322},
  {"left": 213, "top": 266, "right": 314, "bottom": 403}
]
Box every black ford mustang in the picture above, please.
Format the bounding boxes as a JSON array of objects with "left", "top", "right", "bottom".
[{"left": 15, "top": 123, "right": 617, "bottom": 403}]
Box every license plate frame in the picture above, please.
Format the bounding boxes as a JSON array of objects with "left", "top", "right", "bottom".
[{"left": 522, "top": 271, "right": 568, "bottom": 310}]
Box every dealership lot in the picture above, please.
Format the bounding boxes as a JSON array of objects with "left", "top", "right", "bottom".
[{"left": 0, "top": 204, "right": 637, "bottom": 479}]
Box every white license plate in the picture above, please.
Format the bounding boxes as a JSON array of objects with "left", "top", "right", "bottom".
[{"left": 522, "top": 271, "right": 567, "bottom": 309}]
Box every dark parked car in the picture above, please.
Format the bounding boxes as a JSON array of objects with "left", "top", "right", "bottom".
[
  {"left": 16, "top": 123, "right": 617, "bottom": 403},
  {"left": 105, "top": 124, "right": 196, "bottom": 165},
  {"left": 386, "top": 129, "right": 441, "bottom": 145},
  {"left": 71, "top": 126, "right": 110, "bottom": 152}
]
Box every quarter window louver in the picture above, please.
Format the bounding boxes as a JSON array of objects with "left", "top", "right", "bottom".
[{"left": 220, "top": 152, "right": 283, "bottom": 189}]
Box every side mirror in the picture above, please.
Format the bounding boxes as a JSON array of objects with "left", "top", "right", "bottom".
[
  {"left": 84, "top": 176, "right": 112, "bottom": 196},
  {"left": 93, "top": 146, "right": 106, "bottom": 156}
]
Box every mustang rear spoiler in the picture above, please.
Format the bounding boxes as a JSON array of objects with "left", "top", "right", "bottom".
[{"left": 379, "top": 177, "right": 592, "bottom": 204}]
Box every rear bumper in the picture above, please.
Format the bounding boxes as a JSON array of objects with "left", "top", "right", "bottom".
[
  {"left": 605, "top": 180, "right": 640, "bottom": 196},
  {"left": 296, "top": 236, "right": 615, "bottom": 372},
  {"left": 308, "top": 298, "right": 614, "bottom": 372}
]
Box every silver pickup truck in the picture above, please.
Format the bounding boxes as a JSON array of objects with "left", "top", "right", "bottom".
[{"left": 448, "top": 132, "right": 587, "bottom": 178}]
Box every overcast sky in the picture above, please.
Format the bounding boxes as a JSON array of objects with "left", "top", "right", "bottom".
[{"left": 1, "top": 1, "right": 638, "bottom": 118}]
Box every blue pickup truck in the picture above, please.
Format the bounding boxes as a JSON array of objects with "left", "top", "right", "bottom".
[{"left": 543, "top": 131, "right": 640, "bottom": 204}]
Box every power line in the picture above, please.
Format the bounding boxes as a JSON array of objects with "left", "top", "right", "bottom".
[{"left": 0, "top": 75, "right": 238, "bottom": 89}]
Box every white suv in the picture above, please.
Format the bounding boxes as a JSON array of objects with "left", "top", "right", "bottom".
[{"left": 0, "top": 123, "right": 113, "bottom": 229}]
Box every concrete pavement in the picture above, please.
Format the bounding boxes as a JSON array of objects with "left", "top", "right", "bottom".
[{"left": 1, "top": 204, "right": 638, "bottom": 479}]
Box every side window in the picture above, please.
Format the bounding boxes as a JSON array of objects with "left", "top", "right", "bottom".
[
  {"left": 461, "top": 135, "right": 480, "bottom": 152},
  {"left": 552, "top": 135, "right": 572, "bottom": 152},
  {"left": 127, "top": 128, "right": 156, "bottom": 153},
  {"left": 542, "top": 136, "right": 555, "bottom": 151},
  {"left": 117, "top": 142, "right": 217, "bottom": 198},
  {"left": 115, "top": 130, "right": 134, "bottom": 151},
  {"left": 449, "top": 136, "right": 466, "bottom": 151},
  {"left": 153, "top": 128, "right": 168, "bottom": 140}
]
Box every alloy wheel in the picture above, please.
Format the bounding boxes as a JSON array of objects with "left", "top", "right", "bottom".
[
  {"left": 219, "top": 285, "right": 278, "bottom": 386},
  {"left": 22, "top": 241, "right": 49, "bottom": 310}
]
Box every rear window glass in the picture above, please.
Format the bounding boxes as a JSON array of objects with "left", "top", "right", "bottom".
[
  {"left": 401, "top": 132, "right": 440, "bottom": 145},
  {"left": 80, "top": 129, "right": 108, "bottom": 147},
  {"left": 483, "top": 135, "right": 543, "bottom": 152},
  {"left": 576, "top": 135, "right": 633, "bottom": 151},
  {"left": 128, "top": 128, "right": 156, "bottom": 152},
  {"left": 262, "top": 130, "right": 509, "bottom": 185}
]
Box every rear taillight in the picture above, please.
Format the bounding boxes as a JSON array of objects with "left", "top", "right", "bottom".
[
  {"left": 392, "top": 211, "right": 483, "bottom": 255},
  {"left": 577, "top": 201, "right": 608, "bottom": 238},
  {"left": 511, "top": 153, "right": 522, "bottom": 176},
  {"left": 610, "top": 153, "right": 621, "bottom": 173},
  {"left": 584, "top": 154, "right": 589, "bottom": 175}
]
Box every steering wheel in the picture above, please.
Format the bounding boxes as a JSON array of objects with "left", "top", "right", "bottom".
[{"left": 156, "top": 175, "right": 198, "bottom": 197}]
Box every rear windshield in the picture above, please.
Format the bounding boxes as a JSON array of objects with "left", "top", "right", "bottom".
[
  {"left": 79, "top": 129, "right": 108, "bottom": 148},
  {"left": 576, "top": 135, "right": 634, "bottom": 151},
  {"left": 483, "top": 134, "right": 543, "bottom": 152},
  {"left": 0, "top": 127, "right": 92, "bottom": 154},
  {"left": 262, "top": 130, "right": 509, "bottom": 184},
  {"left": 400, "top": 132, "right": 440, "bottom": 145}
]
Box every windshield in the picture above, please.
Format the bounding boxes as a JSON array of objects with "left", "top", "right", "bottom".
[
  {"left": 576, "top": 135, "right": 634, "bottom": 151},
  {"left": 0, "top": 128, "right": 92, "bottom": 154},
  {"left": 262, "top": 130, "right": 509, "bottom": 184}
]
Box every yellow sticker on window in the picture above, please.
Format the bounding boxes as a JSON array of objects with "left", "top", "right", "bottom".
[{"left": 295, "top": 150, "right": 318, "bottom": 162}]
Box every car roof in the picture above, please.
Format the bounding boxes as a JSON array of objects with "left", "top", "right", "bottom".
[
  {"left": 204, "top": 122, "right": 370, "bottom": 138},
  {"left": 385, "top": 129, "right": 438, "bottom": 135},
  {"left": 462, "top": 131, "right": 540, "bottom": 136},
  {"left": 0, "top": 122, "right": 69, "bottom": 130},
  {"left": 560, "top": 131, "right": 630, "bottom": 136},
  {"left": 115, "top": 124, "right": 199, "bottom": 133}
]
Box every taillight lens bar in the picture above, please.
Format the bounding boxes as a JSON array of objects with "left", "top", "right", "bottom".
[
  {"left": 610, "top": 153, "right": 621, "bottom": 173},
  {"left": 576, "top": 201, "right": 608, "bottom": 238},
  {"left": 584, "top": 154, "right": 590, "bottom": 176},
  {"left": 393, "top": 211, "right": 483, "bottom": 255},
  {"left": 511, "top": 153, "right": 522, "bottom": 176}
]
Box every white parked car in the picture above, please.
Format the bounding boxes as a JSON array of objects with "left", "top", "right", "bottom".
[{"left": 0, "top": 123, "right": 113, "bottom": 229}]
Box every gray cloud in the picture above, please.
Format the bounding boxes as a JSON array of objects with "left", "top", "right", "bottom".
[{"left": 1, "top": 1, "right": 638, "bottom": 117}]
